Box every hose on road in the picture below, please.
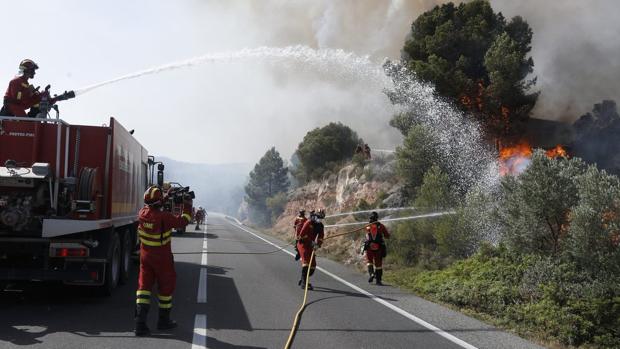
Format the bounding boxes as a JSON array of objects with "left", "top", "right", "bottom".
[{"left": 283, "top": 223, "right": 370, "bottom": 349}]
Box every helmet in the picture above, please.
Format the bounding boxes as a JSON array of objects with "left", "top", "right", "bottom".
[
  {"left": 19, "top": 59, "right": 39, "bottom": 72},
  {"left": 316, "top": 208, "right": 326, "bottom": 219},
  {"left": 369, "top": 211, "right": 379, "bottom": 222},
  {"left": 299, "top": 209, "right": 306, "bottom": 216},
  {"left": 144, "top": 186, "right": 163, "bottom": 205}
]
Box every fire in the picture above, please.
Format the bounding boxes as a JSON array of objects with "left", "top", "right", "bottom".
[{"left": 499, "top": 142, "right": 567, "bottom": 176}]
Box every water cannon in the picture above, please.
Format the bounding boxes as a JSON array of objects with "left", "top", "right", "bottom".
[{"left": 53, "top": 90, "right": 76, "bottom": 102}]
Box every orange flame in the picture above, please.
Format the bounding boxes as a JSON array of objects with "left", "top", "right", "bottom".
[{"left": 499, "top": 142, "right": 567, "bottom": 176}]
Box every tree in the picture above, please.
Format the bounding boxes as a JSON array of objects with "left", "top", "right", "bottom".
[
  {"left": 395, "top": 125, "right": 442, "bottom": 200},
  {"left": 568, "top": 166, "right": 620, "bottom": 275},
  {"left": 573, "top": 100, "right": 620, "bottom": 174},
  {"left": 496, "top": 151, "right": 585, "bottom": 255},
  {"left": 294, "top": 122, "right": 360, "bottom": 181},
  {"left": 398, "top": 0, "right": 537, "bottom": 144},
  {"left": 244, "top": 147, "right": 289, "bottom": 226}
]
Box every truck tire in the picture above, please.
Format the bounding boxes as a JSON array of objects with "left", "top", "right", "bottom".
[
  {"left": 119, "top": 230, "right": 132, "bottom": 285},
  {"left": 99, "top": 232, "right": 121, "bottom": 296}
]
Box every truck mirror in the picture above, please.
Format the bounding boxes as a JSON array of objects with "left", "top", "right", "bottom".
[
  {"left": 157, "top": 171, "right": 164, "bottom": 187},
  {"left": 157, "top": 163, "right": 165, "bottom": 171}
]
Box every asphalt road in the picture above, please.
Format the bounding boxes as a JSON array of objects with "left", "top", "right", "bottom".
[{"left": 0, "top": 214, "right": 544, "bottom": 349}]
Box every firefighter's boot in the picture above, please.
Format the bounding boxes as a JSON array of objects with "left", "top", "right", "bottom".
[
  {"left": 299, "top": 266, "right": 313, "bottom": 290},
  {"left": 367, "top": 265, "right": 375, "bottom": 283},
  {"left": 375, "top": 269, "right": 383, "bottom": 286},
  {"left": 134, "top": 304, "right": 151, "bottom": 337},
  {"left": 157, "top": 308, "right": 178, "bottom": 330}
]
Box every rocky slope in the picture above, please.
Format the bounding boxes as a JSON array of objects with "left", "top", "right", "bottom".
[{"left": 269, "top": 153, "right": 403, "bottom": 265}]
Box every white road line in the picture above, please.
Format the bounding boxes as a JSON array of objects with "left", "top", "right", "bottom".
[
  {"left": 198, "top": 225, "right": 208, "bottom": 303},
  {"left": 191, "top": 314, "right": 207, "bottom": 349},
  {"left": 228, "top": 220, "right": 479, "bottom": 349},
  {"left": 197, "top": 268, "right": 207, "bottom": 303}
]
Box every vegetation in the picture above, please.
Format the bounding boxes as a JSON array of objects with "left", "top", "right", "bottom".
[
  {"left": 393, "top": 0, "right": 537, "bottom": 143},
  {"left": 293, "top": 122, "right": 361, "bottom": 182},
  {"left": 244, "top": 147, "right": 289, "bottom": 226},
  {"left": 573, "top": 100, "right": 620, "bottom": 174},
  {"left": 388, "top": 152, "right": 620, "bottom": 348}
]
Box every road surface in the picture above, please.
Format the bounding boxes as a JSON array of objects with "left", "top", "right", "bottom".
[{"left": 0, "top": 214, "right": 544, "bottom": 349}]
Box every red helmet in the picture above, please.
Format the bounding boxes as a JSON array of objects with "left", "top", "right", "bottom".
[
  {"left": 19, "top": 59, "right": 39, "bottom": 72},
  {"left": 143, "top": 186, "right": 163, "bottom": 205}
]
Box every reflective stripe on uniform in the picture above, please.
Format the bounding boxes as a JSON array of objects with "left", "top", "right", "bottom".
[
  {"left": 158, "top": 294, "right": 173, "bottom": 308},
  {"left": 158, "top": 294, "right": 172, "bottom": 301},
  {"left": 136, "top": 289, "right": 152, "bottom": 304},
  {"left": 138, "top": 229, "right": 172, "bottom": 239},
  {"left": 16, "top": 92, "right": 21, "bottom": 100},
  {"left": 182, "top": 213, "right": 191, "bottom": 222},
  {"left": 139, "top": 237, "right": 172, "bottom": 246}
]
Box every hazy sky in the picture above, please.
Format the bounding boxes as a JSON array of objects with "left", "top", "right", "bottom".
[{"left": 2, "top": 1, "right": 617, "bottom": 164}]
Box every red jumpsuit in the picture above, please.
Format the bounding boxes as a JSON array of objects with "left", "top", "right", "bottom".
[
  {"left": 3, "top": 76, "right": 42, "bottom": 116},
  {"left": 365, "top": 222, "right": 389, "bottom": 270},
  {"left": 297, "top": 219, "right": 324, "bottom": 269},
  {"left": 294, "top": 216, "right": 307, "bottom": 237},
  {"left": 135, "top": 206, "right": 190, "bottom": 309}
]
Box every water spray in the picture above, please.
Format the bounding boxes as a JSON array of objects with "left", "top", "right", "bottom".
[
  {"left": 324, "top": 211, "right": 456, "bottom": 228},
  {"left": 73, "top": 45, "right": 386, "bottom": 96},
  {"left": 325, "top": 206, "right": 415, "bottom": 219}
]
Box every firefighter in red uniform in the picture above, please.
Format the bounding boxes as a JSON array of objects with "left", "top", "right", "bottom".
[
  {"left": 293, "top": 209, "right": 307, "bottom": 261},
  {"left": 362, "top": 211, "right": 389, "bottom": 285},
  {"left": 296, "top": 209, "right": 325, "bottom": 290},
  {"left": 134, "top": 186, "right": 191, "bottom": 336},
  {"left": 2, "top": 59, "right": 52, "bottom": 117}
]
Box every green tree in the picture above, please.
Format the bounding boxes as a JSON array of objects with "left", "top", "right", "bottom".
[
  {"left": 245, "top": 147, "right": 289, "bottom": 226},
  {"left": 395, "top": 125, "right": 442, "bottom": 199},
  {"left": 496, "top": 151, "right": 585, "bottom": 255},
  {"left": 294, "top": 122, "right": 360, "bottom": 181},
  {"left": 568, "top": 166, "right": 620, "bottom": 275},
  {"left": 398, "top": 0, "right": 537, "bottom": 143}
]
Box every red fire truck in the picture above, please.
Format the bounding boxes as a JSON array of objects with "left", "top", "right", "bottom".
[{"left": 0, "top": 115, "right": 152, "bottom": 295}]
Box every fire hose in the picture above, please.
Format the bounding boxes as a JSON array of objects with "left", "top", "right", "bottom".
[{"left": 283, "top": 223, "right": 371, "bottom": 349}]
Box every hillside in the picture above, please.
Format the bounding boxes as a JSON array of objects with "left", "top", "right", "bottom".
[{"left": 266, "top": 153, "right": 403, "bottom": 265}]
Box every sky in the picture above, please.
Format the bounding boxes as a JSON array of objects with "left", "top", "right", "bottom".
[{"left": 2, "top": 0, "right": 618, "bottom": 164}]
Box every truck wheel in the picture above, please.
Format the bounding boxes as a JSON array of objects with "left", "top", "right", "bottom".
[
  {"left": 119, "top": 230, "right": 132, "bottom": 285},
  {"left": 99, "top": 232, "right": 121, "bottom": 296}
]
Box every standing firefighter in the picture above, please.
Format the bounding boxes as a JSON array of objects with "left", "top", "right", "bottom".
[
  {"left": 362, "top": 211, "right": 390, "bottom": 285},
  {"left": 135, "top": 186, "right": 191, "bottom": 336},
  {"left": 296, "top": 209, "right": 325, "bottom": 290},
  {"left": 293, "top": 209, "right": 307, "bottom": 261}
]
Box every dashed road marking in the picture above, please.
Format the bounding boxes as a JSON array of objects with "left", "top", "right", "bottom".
[{"left": 191, "top": 314, "right": 207, "bottom": 349}]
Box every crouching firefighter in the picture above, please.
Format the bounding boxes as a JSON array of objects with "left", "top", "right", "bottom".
[
  {"left": 135, "top": 186, "right": 191, "bottom": 336},
  {"left": 293, "top": 209, "right": 307, "bottom": 261},
  {"left": 362, "top": 211, "right": 390, "bottom": 285},
  {"left": 296, "top": 209, "right": 325, "bottom": 290}
]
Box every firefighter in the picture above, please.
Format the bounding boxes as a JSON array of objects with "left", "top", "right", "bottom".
[
  {"left": 296, "top": 209, "right": 325, "bottom": 290},
  {"left": 1, "top": 59, "right": 55, "bottom": 117},
  {"left": 293, "top": 209, "right": 307, "bottom": 261},
  {"left": 195, "top": 206, "right": 205, "bottom": 230},
  {"left": 134, "top": 186, "right": 191, "bottom": 336},
  {"left": 362, "top": 211, "right": 389, "bottom": 285}
]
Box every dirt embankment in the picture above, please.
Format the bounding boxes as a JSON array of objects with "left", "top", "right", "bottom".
[{"left": 269, "top": 155, "right": 403, "bottom": 266}]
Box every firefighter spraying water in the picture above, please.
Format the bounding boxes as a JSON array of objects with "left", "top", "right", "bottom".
[{"left": 1, "top": 59, "right": 75, "bottom": 118}]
